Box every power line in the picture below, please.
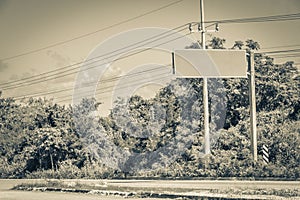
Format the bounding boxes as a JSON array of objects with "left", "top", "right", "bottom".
[
  {"left": 0, "top": 24, "right": 187, "bottom": 88},
  {"left": 261, "top": 44, "right": 300, "bottom": 50},
  {"left": 13, "top": 66, "right": 169, "bottom": 100},
  {"left": 208, "top": 13, "right": 300, "bottom": 24},
  {"left": 257, "top": 48, "right": 300, "bottom": 59},
  {"left": 2, "top": 12, "right": 299, "bottom": 88},
  {"left": 192, "top": 12, "right": 300, "bottom": 26},
  {"left": 0, "top": 0, "right": 184, "bottom": 62},
  {"left": 56, "top": 72, "right": 171, "bottom": 103},
  {"left": 271, "top": 54, "right": 300, "bottom": 59},
  {"left": 259, "top": 48, "right": 300, "bottom": 54},
  {"left": 2, "top": 31, "right": 190, "bottom": 97},
  {"left": 6, "top": 11, "right": 298, "bottom": 101},
  {"left": 56, "top": 72, "right": 173, "bottom": 104},
  {"left": 274, "top": 62, "right": 300, "bottom": 65},
  {"left": 1, "top": 26, "right": 189, "bottom": 91},
  {"left": 2, "top": 29, "right": 188, "bottom": 91}
]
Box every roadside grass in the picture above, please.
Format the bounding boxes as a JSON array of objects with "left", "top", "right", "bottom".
[
  {"left": 211, "top": 188, "right": 300, "bottom": 198},
  {"left": 12, "top": 179, "right": 198, "bottom": 193},
  {"left": 12, "top": 179, "right": 300, "bottom": 198}
]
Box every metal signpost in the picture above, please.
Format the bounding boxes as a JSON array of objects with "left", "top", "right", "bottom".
[
  {"left": 248, "top": 51, "right": 258, "bottom": 162},
  {"left": 172, "top": 0, "right": 257, "bottom": 161}
]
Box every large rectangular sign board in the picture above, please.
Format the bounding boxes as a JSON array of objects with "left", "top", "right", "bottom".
[{"left": 173, "top": 49, "right": 247, "bottom": 78}]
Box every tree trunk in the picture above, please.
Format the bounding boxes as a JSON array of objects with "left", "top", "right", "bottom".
[
  {"left": 38, "top": 149, "right": 42, "bottom": 169},
  {"left": 50, "top": 152, "right": 54, "bottom": 177}
]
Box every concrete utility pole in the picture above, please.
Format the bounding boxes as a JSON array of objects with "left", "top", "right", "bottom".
[
  {"left": 181, "top": 0, "right": 250, "bottom": 158},
  {"left": 200, "top": 0, "right": 210, "bottom": 154},
  {"left": 248, "top": 51, "right": 257, "bottom": 162}
]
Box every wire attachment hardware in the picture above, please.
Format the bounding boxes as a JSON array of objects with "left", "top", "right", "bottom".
[{"left": 188, "top": 22, "right": 219, "bottom": 33}]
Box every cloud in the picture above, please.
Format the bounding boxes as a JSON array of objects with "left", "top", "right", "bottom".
[
  {"left": 0, "top": 0, "right": 8, "bottom": 11},
  {"left": 46, "top": 50, "right": 70, "bottom": 67},
  {"left": 0, "top": 61, "right": 8, "bottom": 72}
]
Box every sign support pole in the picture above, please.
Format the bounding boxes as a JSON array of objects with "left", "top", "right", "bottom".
[
  {"left": 248, "top": 51, "right": 257, "bottom": 162},
  {"left": 200, "top": 0, "right": 210, "bottom": 154}
]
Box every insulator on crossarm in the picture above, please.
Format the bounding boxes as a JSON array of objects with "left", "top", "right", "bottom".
[
  {"left": 198, "top": 23, "right": 202, "bottom": 32},
  {"left": 215, "top": 23, "right": 219, "bottom": 32},
  {"left": 189, "top": 23, "right": 192, "bottom": 32}
]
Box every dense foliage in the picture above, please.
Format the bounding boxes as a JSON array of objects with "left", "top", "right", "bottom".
[{"left": 0, "top": 39, "right": 299, "bottom": 179}]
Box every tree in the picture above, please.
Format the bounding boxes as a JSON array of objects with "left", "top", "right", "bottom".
[
  {"left": 24, "top": 127, "right": 82, "bottom": 172},
  {"left": 246, "top": 39, "right": 260, "bottom": 51},
  {"left": 1, "top": 38, "right": 299, "bottom": 179},
  {"left": 232, "top": 40, "right": 244, "bottom": 49},
  {"left": 208, "top": 37, "right": 226, "bottom": 49},
  {"left": 73, "top": 98, "right": 129, "bottom": 173},
  {"left": 255, "top": 54, "right": 299, "bottom": 118}
]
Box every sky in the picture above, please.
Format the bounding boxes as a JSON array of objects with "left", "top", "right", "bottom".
[{"left": 0, "top": 0, "right": 299, "bottom": 115}]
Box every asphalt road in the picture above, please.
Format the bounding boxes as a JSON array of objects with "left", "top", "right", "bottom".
[{"left": 104, "top": 179, "right": 300, "bottom": 190}]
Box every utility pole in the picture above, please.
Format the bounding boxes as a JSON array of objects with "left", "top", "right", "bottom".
[
  {"left": 200, "top": 0, "right": 210, "bottom": 154},
  {"left": 248, "top": 51, "right": 257, "bottom": 162},
  {"left": 184, "top": 0, "right": 246, "bottom": 158},
  {"left": 199, "top": 0, "right": 256, "bottom": 161}
]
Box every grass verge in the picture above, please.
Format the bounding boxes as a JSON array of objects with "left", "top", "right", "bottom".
[{"left": 12, "top": 179, "right": 300, "bottom": 199}]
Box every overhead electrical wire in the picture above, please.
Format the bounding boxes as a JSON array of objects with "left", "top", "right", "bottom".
[
  {"left": 12, "top": 66, "right": 165, "bottom": 99},
  {"left": 3, "top": 32, "right": 298, "bottom": 93},
  {"left": 4, "top": 32, "right": 190, "bottom": 100},
  {"left": 2, "top": 11, "right": 300, "bottom": 102},
  {"left": 56, "top": 73, "right": 171, "bottom": 103},
  {"left": 202, "top": 12, "right": 300, "bottom": 25},
  {"left": 0, "top": 24, "right": 188, "bottom": 88},
  {"left": 271, "top": 54, "right": 300, "bottom": 59},
  {"left": 260, "top": 48, "right": 300, "bottom": 54},
  {"left": 1, "top": 12, "right": 298, "bottom": 87},
  {"left": 3, "top": 31, "right": 189, "bottom": 91},
  {"left": 13, "top": 65, "right": 170, "bottom": 100},
  {"left": 56, "top": 72, "right": 173, "bottom": 104},
  {"left": 1, "top": 26, "right": 189, "bottom": 90},
  {"left": 2, "top": 11, "right": 299, "bottom": 63},
  {"left": 256, "top": 48, "right": 300, "bottom": 60},
  {"left": 0, "top": 0, "right": 184, "bottom": 61},
  {"left": 261, "top": 44, "right": 300, "bottom": 50},
  {"left": 6, "top": 36, "right": 299, "bottom": 102},
  {"left": 258, "top": 48, "right": 300, "bottom": 58}
]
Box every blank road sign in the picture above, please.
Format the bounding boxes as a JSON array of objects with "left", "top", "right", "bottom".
[{"left": 174, "top": 49, "right": 247, "bottom": 78}]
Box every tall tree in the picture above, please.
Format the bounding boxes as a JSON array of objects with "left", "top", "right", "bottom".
[
  {"left": 232, "top": 40, "right": 244, "bottom": 50},
  {"left": 208, "top": 37, "right": 226, "bottom": 49}
]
